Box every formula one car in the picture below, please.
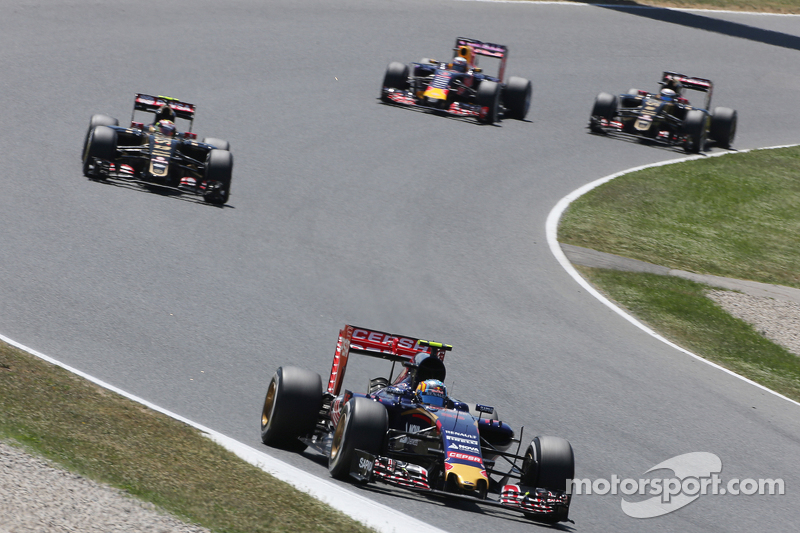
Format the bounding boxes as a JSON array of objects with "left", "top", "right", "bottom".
[
  {"left": 381, "top": 37, "right": 532, "bottom": 125},
  {"left": 81, "top": 94, "right": 233, "bottom": 205},
  {"left": 260, "top": 325, "right": 574, "bottom": 524},
  {"left": 589, "top": 71, "right": 737, "bottom": 153}
]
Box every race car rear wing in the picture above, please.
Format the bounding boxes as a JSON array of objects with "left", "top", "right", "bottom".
[
  {"left": 454, "top": 37, "right": 508, "bottom": 81},
  {"left": 327, "top": 325, "right": 452, "bottom": 395},
  {"left": 661, "top": 71, "right": 713, "bottom": 108},
  {"left": 132, "top": 94, "right": 197, "bottom": 126}
]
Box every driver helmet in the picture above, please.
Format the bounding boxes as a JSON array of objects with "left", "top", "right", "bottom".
[
  {"left": 156, "top": 105, "right": 176, "bottom": 122},
  {"left": 664, "top": 77, "right": 683, "bottom": 94},
  {"left": 156, "top": 119, "right": 176, "bottom": 137},
  {"left": 452, "top": 56, "right": 468, "bottom": 73},
  {"left": 660, "top": 88, "right": 677, "bottom": 101},
  {"left": 416, "top": 379, "right": 448, "bottom": 407}
]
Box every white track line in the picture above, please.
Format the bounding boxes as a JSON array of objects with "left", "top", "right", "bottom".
[
  {"left": 0, "top": 332, "right": 449, "bottom": 533},
  {"left": 546, "top": 144, "right": 800, "bottom": 409},
  {"left": 6, "top": 5, "right": 796, "bottom": 529}
]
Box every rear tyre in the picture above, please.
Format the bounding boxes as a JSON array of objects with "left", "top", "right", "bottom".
[
  {"left": 503, "top": 76, "right": 532, "bottom": 120},
  {"left": 381, "top": 62, "right": 409, "bottom": 102},
  {"left": 202, "top": 137, "right": 230, "bottom": 151},
  {"left": 82, "top": 126, "right": 117, "bottom": 178},
  {"left": 682, "top": 109, "right": 707, "bottom": 153},
  {"left": 476, "top": 80, "right": 501, "bottom": 124},
  {"left": 260, "top": 366, "right": 323, "bottom": 451},
  {"left": 590, "top": 92, "right": 617, "bottom": 132},
  {"left": 328, "top": 397, "right": 388, "bottom": 480},
  {"left": 520, "top": 436, "right": 574, "bottom": 523},
  {"left": 621, "top": 88, "right": 641, "bottom": 108},
  {"left": 710, "top": 107, "right": 737, "bottom": 149},
  {"left": 203, "top": 149, "right": 233, "bottom": 205}
]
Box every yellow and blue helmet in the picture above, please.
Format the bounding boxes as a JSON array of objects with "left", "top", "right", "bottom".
[{"left": 416, "top": 379, "right": 447, "bottom": 407}]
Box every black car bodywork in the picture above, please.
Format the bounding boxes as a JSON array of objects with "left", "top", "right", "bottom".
[
  {"left": 381, "top": 37, "right": 533, "bottom": 125},
  {"left": 81, "top": 94, "right": 233, "bottom": 205},
  {"left": 589, "top": 71, "right": 737, "bottom": 153},
  {"left": 260, "top": 325, "right": 575, "bottom": 524}
]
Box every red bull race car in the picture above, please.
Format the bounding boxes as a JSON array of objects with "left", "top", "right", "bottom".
[
  {"left": 589, "top": 71, "right": 737, "bottom": 153},
  {"left": 381, "top": 37, "right": 533, "bottom": 125},
  {"left": 260, "top": 325, "right": 574, "bottom": 524},
  {"left": 81, "top": 94, "right": 233, "bottom": 205}
]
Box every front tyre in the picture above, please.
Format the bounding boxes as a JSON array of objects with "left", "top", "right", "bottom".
[
  {"left": 476, "top": 80, "right": 501, "bottom": 124},
  {"left": 82, "top": 126, "right": 117, "bottom": 178},
  {"left": 520, "top": 436, "right": 574, "bottom": 523},
  {"left": 328, "top": 397, "right": 388, "bottom": 480},
  {"left": 203, "top": 149, "right": 233, "bottom": 205},
  {"left": 82, "top": 114, "right": 118, "bottom": 158},
  {"left": 381, "top": 62, "right": 409, "bottom": 102},
  {"left": 682, "top": 109, "right": 708, "bottom": 153},
  {"left": 260, "top": 366, "right": 323, "bottom": 451},
  {"left": 590, "top": 92, "right": 618, "bottom": 133}
]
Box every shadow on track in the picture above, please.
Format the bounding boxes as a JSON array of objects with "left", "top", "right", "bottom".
[
  {"left": 85, "top": 177, "right": 234, "bottom": 208},
  {"left": 585, "top": 2, "right": 800, "bottom": 52}
]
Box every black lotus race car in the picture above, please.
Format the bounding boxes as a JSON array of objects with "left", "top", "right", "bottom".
[
  {"left": 82, "top": 94, "right": 233, "bottom": 205},
  {"left": 589, "top": 71, "right": 737, "bottom": 153},
  {"left": 381, "top": 37, "right": 532, "bottom": 125},
  {"left": 260, "top": 325, "right": 575, "bottom": 524}
]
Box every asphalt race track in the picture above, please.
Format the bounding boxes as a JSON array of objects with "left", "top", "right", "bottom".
[{"left": 1, "top": 1, "right": 799, "bottom": 531}]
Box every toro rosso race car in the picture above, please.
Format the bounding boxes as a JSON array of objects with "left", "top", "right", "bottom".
[
  {"left": 81, "top": 94, "right": 233, "bottom": 205},
  {"left": 381, "top": 37, "right": 532, "bottom": 125},
  {"left": 589, "top": 71, "right": 737, "bottom": 153},
  {"left": 260, "top": 325, "right": 574, "bottom": 524}
]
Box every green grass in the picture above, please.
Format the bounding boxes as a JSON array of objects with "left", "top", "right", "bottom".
[
  {"left": 0, "top": 342, "right": 376, "bottom": 533},
  {"left": 559, "top": 145, "right": 800, "bottom": 402},
  {"left": 575, "top": 268, "right": 800, "bottom": 400},
  {"left": 3, "top": 2, "right": 795, "bottom": 529},
  {"left": 560, "top": 146, "right": 800, "bottom": 288}
]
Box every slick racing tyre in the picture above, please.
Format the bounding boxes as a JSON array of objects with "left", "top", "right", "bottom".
[
  {"left": 503, "top": 76, "right": 532, "bottom": 120},
  {"left": 590, "top": 92, "right": 618, "bottom": 133},
  {"left": 621, "top": 88, "right": 641, "bottom": 108},
  {"left": 710, "top": 107, "right": 737, "bottom": 149},
  {"left": 414, "top": 58, "right": 436, "bottom": 77},
  {"left": 202, "top": 149, "right": 233, "bottom": 205},
  {"left": 682, "top": 109, "right": 708, "bottom": 153},
  {"left": 328, "top": 397, "right": 388, "bottom": 480},
  {"left": 202, "top": 137, "right": 230, "bottom": 151},
  {"left": 520, "top": 436, "right": 574, "bottom": 523},
  {"left": 82, "top": 114, "right": 118, "bottom": 158},
  {"left": 381, "top": 62, "right": 409, "bottom": 102},
  {"left": 477, "top": 80, "right": 501, "bottom": 125},
  {"left": 260, "top": 366, "right": 323, "bottom": 451},
  {"left": 82, "top": 125, "right": 117, "bottom": 178},
  {"left": 520, "top": 436, "right": 574, "bottom": 491}
]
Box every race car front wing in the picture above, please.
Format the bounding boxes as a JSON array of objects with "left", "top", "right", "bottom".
[
  {"left": 382, "top": 88, "right": 490, "bottom": 121},
  {"left": 351, "top": 450, "right": 571, "bottom": 521}
]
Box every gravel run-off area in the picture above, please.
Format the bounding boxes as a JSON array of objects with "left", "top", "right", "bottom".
[
  {"left": 707, "top": 290, "right": 800, "bottom": 357},
  {"left": 0, "top": 440, "right": 210, "bottom": 533}
]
